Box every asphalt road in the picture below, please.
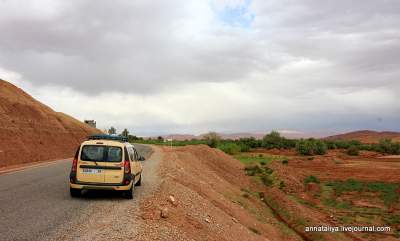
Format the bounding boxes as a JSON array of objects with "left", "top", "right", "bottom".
[{"left": 0, "top": 144, "right": 154, "bottom": 241}]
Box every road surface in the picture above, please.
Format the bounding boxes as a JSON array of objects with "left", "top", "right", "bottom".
[{"left": 0, "top": 144, "right": 159, "bottom": 241}]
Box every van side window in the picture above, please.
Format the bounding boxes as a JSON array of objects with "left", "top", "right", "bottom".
[
  {"left": 128, "top": 147, "right": 134, "bottom": 161},
  {"left": 133, "top": 148, "right": 138, "bottom": 161}
]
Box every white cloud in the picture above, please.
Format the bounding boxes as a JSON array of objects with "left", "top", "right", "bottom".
[{"left": 0, "top": 0, "right": 399, "bottom": 135}]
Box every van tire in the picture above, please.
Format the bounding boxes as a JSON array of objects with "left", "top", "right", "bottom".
[
  {"left": 135, "top": 174, "right": 142, "bottom": 186},
  {"left": 124, "top": 185, "right": 133, "bottom": 199},
  {"left": 70, "top": 188, "right": 81, "bottom": 197}
]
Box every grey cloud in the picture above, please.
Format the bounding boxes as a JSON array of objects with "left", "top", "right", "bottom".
[{"left": 1, "top": 0, "right": 399, "bottom": 133}]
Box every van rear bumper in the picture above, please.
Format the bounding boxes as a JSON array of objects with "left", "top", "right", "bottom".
[{"left": 70, "top": 181, "right": 132, "bottom": 191}]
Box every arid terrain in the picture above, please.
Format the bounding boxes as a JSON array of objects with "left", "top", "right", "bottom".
[
  {"left": 239, "top": 148, "right": 400, "bottom": 241},
  {"left": 1, "top": 80, "right": 399, "bottom": 241},
  {"left": 0, "top": 80, "right": 100, "bottom": 168}
]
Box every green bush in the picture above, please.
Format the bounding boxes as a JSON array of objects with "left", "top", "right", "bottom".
[
  {"left": 244, "top": 165, "right": 263, "bottom": 176},
  {"left": 304, "top": 175, "right": 320, "bottom": 184},
  {"left": 314, "top": 140, "right": 327, "bottom": 155},
  {"left": 262, "top": 131, "right": 283, "bottom": 149},
  {"left": 296, "top": 139, "right": 327, "bottom": 155},
  {"left": 347, "top": 146, "right": 359, "bottom": 156},
  {"left": 282, "top": 159, "right": 289, "bottom": 165},
  {"left": 296, "top": 139, "right": 314, "bottom": 155},
  {"left": 203, "top": 132, "right": 221, "bottom": 148},
  {"left": 218, "top": 142, "right": 241, "bottom": 155},
  {"left": 261, "top": 131, "right": 296, "bottom": 149},
  {"left": 260, "top": 174, "right": 274, "bottom": 186},
  {"left": 238, "top": 137, "right": 262, "bottom": 148},
  {"left": 279, "top": 180, "right": 286, "bottom": 189},
  {"left": 238, "top": 143, "right": 250, "bottom": 152}
]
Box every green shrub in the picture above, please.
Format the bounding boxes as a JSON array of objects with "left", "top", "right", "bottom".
[
  {"left": 378, "top": 139, "right": 400, "bottom": 154},
  {"left": 262, "top": 131, "right": 284, "bottom": 149},
  {"left": 304, "top": 175, "right": 320, "bottom": 184},
  {"left": 279, "top": 180, "right": 286, "bottom": 189},
  {"left": 296, "top": 139, "right": 314, "bottom": 155},
  {"left": 261, "top": 131, "right": 296, "bottom": 149},
  {"left": 218, "top": 142, "right": 241, "bottom": 155},
  {"left": 314, "top": 140, "right": 327, "bottom": 155},
  {"left": 244, "top": 165, "right": 263, "bottom": 176},
  {"left": 238, "top": 137, "right": 262, "bottom": 148},
  {"left": 203, "top": 132, "right": 221, "bottom": 148},
  {"left": 347, "top": 145, "right": 359, "bottom": 156},
  {"left": 260, "top": 173, "right": 274, "bottom": 186},
  {"left": 296, "top": 139, "right": 327, "bottom": 155},
  {"left": 282, "top": 159, "right": 289, "bottom": 165},
  {"left": 238, "top": 143, "right": 250, "bottom": 152}
]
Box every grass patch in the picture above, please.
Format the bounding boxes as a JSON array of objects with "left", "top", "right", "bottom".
[
  {"left": 327, "top": 179, "right": 363, "bottom": 195},
  {"left": 244, "top": 164, "right": 275, "bottom": 187},
  {"left": 365, "top": 182, "right": 399, "bottom": 206},
  {"left": 235, "top": 153, "right": 287, "bottom": 165},
  {"left": 327, "top": 179, "right": 400, "bottom": 206}
]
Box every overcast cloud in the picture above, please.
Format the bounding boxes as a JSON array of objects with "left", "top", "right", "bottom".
[{"left": 1, "top": 0, "right": 399, "bottom": 136}]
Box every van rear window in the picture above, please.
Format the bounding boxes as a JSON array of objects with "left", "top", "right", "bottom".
[{"left": 81, "top": 145, "right": 122, "bottom": 162}]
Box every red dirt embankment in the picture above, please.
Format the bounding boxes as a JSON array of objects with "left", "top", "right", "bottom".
[
  {"left": 0, "top": 80, "right": 100, "bottom": 168},
  {"left": 139, "top": 145, "right": 304, "bottom": 241}
]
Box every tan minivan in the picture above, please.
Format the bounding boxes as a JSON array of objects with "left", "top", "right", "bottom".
[{"left": 69, "top": 135, "right": 143, "bottom": 199}]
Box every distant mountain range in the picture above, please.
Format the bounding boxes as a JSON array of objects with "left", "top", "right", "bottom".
[
  {"left": 324, "top": 130, "right": 400, "bottom": 143},
  {"left": 156, "top": 130, "right": 400, "bottom": 143},
  {"left": 154, "top": 130, "right": 330, "bottom": 140}
]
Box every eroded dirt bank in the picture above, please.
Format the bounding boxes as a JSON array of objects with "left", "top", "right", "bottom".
[
  {"left": 0, "top": 80, "right": 100, "bottom": 168},
  {"left": 136, "top": 145, "right": 302, "bottom": 241}
]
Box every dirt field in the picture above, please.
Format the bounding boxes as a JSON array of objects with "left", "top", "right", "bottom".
[
  {"left": 244, "top": 149, "right": 400, "bottom": 241},
  {"left": 136, "top": 145, "right": 400, "bottom": 241}
]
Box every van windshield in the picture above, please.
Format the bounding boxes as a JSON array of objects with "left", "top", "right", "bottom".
[{"left": 81, "top": 145, "right": 122, "bottom": 162}]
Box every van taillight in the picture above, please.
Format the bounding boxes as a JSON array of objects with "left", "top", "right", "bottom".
[
  {"left": 71, "top": 158, "right": 77, "bottom": 172},
  {"left": 124, "top": 159, "right": 131, "bottom": 174}
]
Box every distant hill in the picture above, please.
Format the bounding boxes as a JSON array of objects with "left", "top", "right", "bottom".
[
  {"left": 0, "top": 79, "right": 101, "bottom": 168},
  {"left": 158, "top": 133, "right": 265, "bottom": 141},
  {"left": 324, "top": 130, "right": 400, "bottom": 143}
]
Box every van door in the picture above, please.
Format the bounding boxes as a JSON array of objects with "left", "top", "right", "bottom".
[
  {"left": 77, "top": 145, "right": 106, "bottom": 183},
  {"left": 131, "top": 147, "right": 141, "bottom": 181},
  {"left": 103, "top": 146, "right": 124, "bottom": 184}
]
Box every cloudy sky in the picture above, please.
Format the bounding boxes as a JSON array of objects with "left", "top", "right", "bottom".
[{"left": 1, "top": 0, "right": 399, "bottom": 136}]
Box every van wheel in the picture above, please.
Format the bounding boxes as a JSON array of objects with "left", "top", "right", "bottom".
[
  {"left": 124, "top": 185, "right": 133, "bottom": 199},
  {"left": 135, "top": 174, "right": 142, "bottom": 186},
  {"left": 70, "top": 188, "right": 81, "bottom": 197}
]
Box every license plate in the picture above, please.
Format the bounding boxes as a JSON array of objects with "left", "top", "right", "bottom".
[{"left": 81, "top": 168, "right": 102, "bottom": 174}]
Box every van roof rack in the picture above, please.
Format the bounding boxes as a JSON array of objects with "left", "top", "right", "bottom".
[{"left": 88, "top": 134, "right": 128, "bottom": 142}]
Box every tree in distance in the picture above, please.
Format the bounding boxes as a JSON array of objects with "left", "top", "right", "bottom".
[
  {"left": 121, "top": 128, "right": 129, "bottom": 137},
  {"left": 203, "top": 132, "right": 221, "bottom": 148},
  {"left": 108, "top": 126, "right": 116, "bottom": 135}
]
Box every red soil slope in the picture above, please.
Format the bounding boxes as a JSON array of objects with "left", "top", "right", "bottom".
[
  {"left": 139, "top": 145, "right": 304, "bottom": 241},
  {"left": 0, "top": 80, "right": 101, "bottom": 168},
  {"left": 324, "top": 130, "right": 400, "bottom": 143}
]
